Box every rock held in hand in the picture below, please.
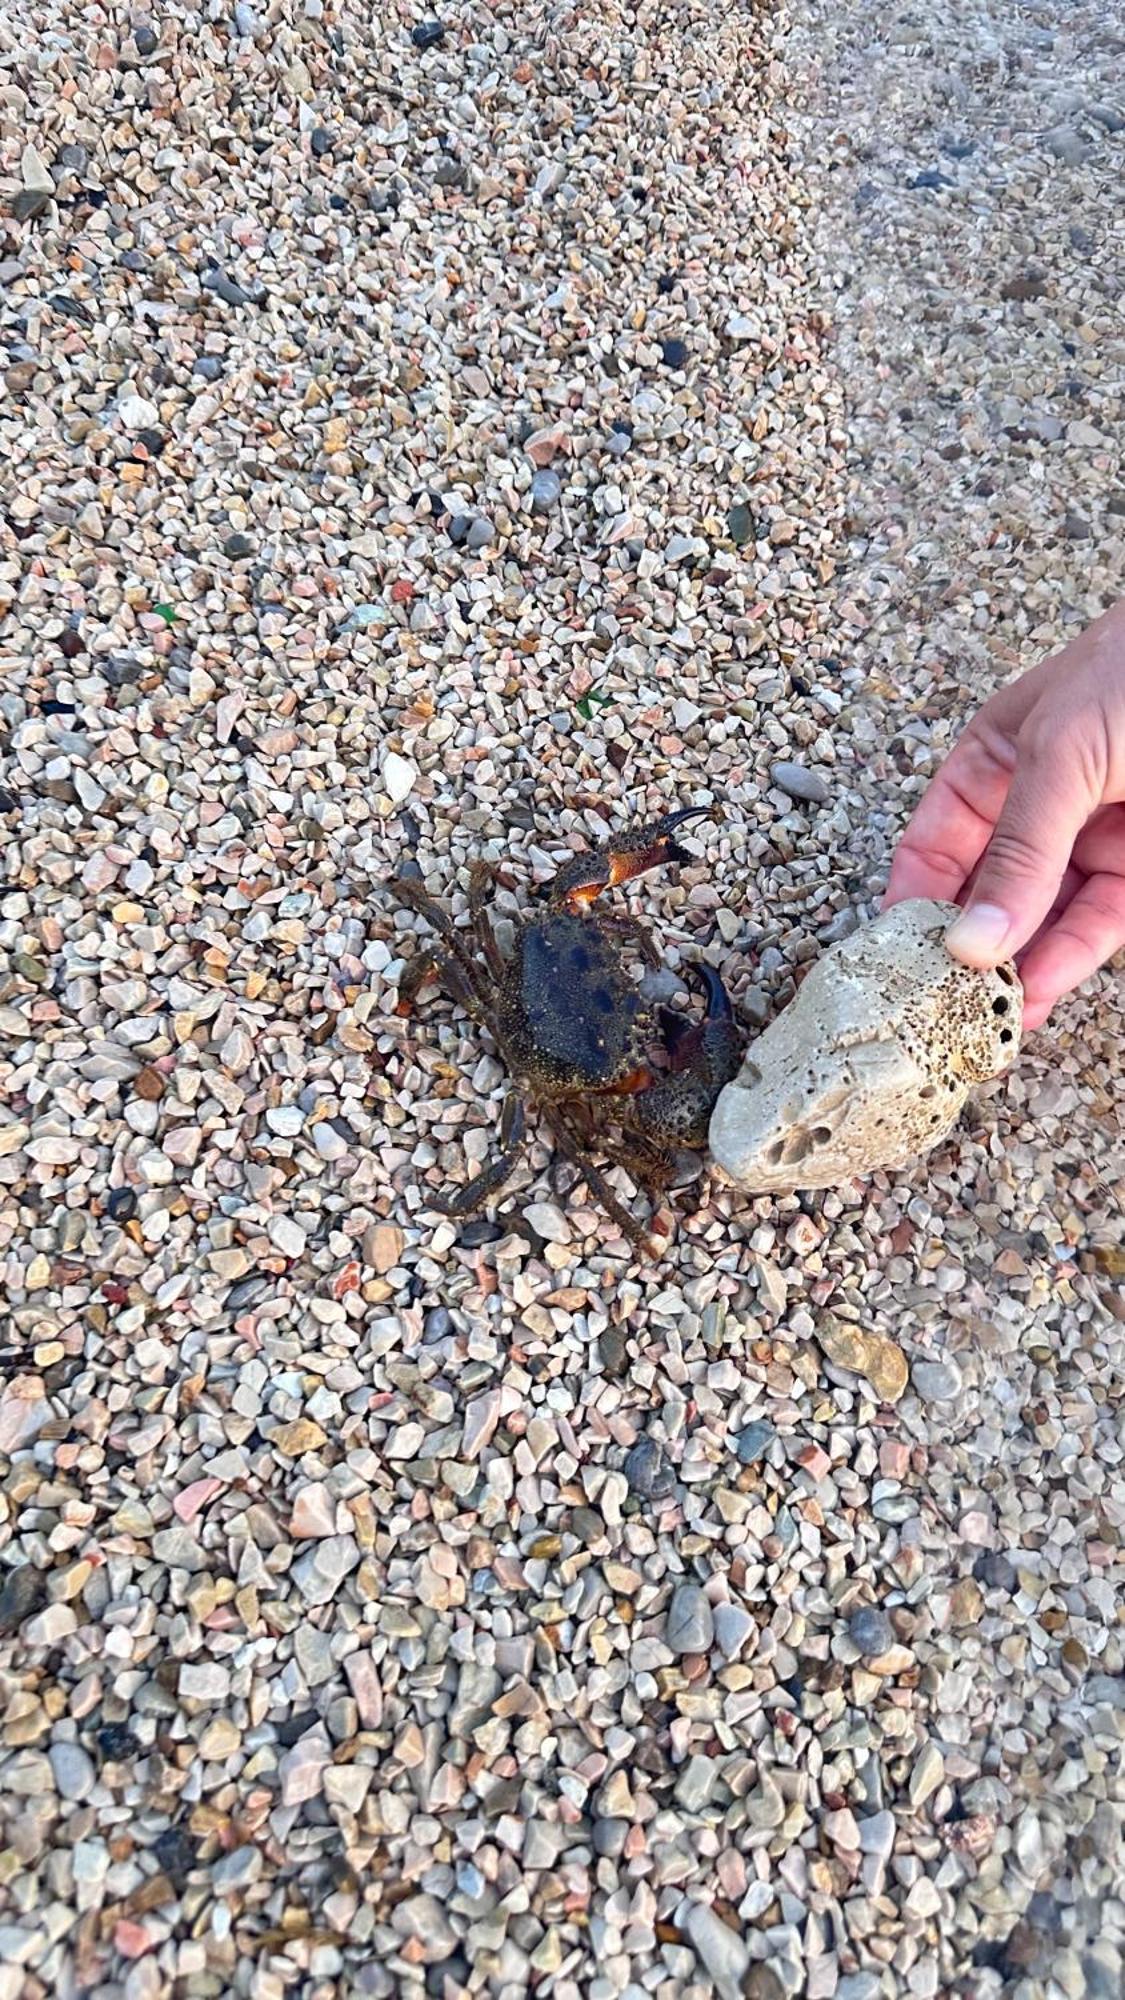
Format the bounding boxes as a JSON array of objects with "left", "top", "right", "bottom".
[{"left": 710, "top": 899, "right": 1022, "bottom": 1192}]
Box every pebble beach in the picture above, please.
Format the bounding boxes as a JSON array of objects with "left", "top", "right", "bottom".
[{"left": 1, "top": 0, "right": 1122, "bottom": 1994}]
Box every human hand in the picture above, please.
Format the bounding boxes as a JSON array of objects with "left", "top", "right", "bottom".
[{"left": 883, "top": 598, "right": 1125, "bottom": 1031}]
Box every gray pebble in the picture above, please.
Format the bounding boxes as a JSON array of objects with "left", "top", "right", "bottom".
[
  {"left": 1042, "top": 126, "right": 1091, "bottom": 166},
  {"left": 911, "top": 1358, "right": 963, "bottom": 1401},
  {"left": 624, "top": 1434, "right": 676, "bottom": 1499},
  {"left": 465, "top": 516, "right": 495, "bottom": 550},
  {"left": 233, "top": 3, "right": 261, "bottom": 35},
  {"left": 223, "top": 532, "right": 255, "bottom": 559},
  {"left": 48, "top": 1741, "right": 96, "bottom": 1802},
  {"left": 857, "top": 1809, "right": 896, "bottom": 1857},
  {"left": 598, "top": 1326, "right": 629, "bottom": 1375},
  {"left": 569, "top": 1506, "right": 605, "bottom": 1545},
  {"left": 212, "top": 1845, "right": 263, "bottom": 1892},
  {"left": 530, "top": 468, "right": 562, "bottom": 511},
  {"left": 770, "top": 759, "right": 829, "bottom": 804},
  {"left": 0, "top": 1564, "right": 46, "bottom": 1632},
  {"left": 665, "top": 1581, "right": 714, "bottom": 1654},
  {"left": 734, "top": 1419, "right": 775, "bottom": 1463},
  {"left": 675, "top": 1754, "right": 717, "bottom": 1811},
  {"left": 592, "top": 1817, "right": 628, "bottom": 1856},
  {"left": 133, "top": 24, "right": 158, "bottom": 54},
  {"left": 974, "top": 1551, "right": 1017, "bottom": 1592},
  {"left": 849, "top": 1605, "right": 895, "bottom": 1656},
  {"left": 685, "top": 1902, "right": 749, "bottom": 1996},
  {"left": 835, "top": 1977, "right": 884, "bottom": 2000},
  {"left": 712, "top": 1602, "right": 755, "bottom": 1660}
]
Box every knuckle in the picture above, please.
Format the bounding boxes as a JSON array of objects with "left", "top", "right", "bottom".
[{"left": 982, "top": 825, "right": 1050, "bottom": 882}]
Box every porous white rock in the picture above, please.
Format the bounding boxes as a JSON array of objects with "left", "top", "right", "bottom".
[{"left": 710, "top": 899, "right": 1022, "bottom": 1191}]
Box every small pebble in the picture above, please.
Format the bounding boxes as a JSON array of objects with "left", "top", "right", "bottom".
[
  {"left": 665, "top": 1582, "right": 714, "bottom": 1655},
  {"left": 849, "top": 1606, "right": 895, "bottom": 1657},
  {"left": 530, "top": 468, "right": 562, "bottom": 511}
]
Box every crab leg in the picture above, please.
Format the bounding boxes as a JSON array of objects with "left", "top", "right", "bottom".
[
  {"left": 541, "top": 1104, "right": 654, "bottom": 1255},
  {"left": 395, "top": 943, "right": 484, "bottom": 1022},
  {"left": 467, "top": 861, "right": 508, "bottom": 980},
  {"left": 601, "top": 912, "right": 662, "bottom": 970},
  {"left": 387, "top": 875, "right": 490, "bottom": 1004},
  {"left": 552, "top": 805, "right": 715, "bottom": 913},
  {"left": 428, "top": 1094, "right": 527, "bottom": 1219}
]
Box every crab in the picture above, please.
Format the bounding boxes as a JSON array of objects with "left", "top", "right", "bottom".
[{"left": 387, "top": 807, "right": 742, "bottom": 1253}]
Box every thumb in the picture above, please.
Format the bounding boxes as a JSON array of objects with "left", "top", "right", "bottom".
[{"left": 944, "top": 725, "right": 1093, "bottom": 967}]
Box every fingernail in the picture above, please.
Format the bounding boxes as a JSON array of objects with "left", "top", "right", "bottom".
[{"left": 945, "top": 903, "right": 1012, "bottom": 965}]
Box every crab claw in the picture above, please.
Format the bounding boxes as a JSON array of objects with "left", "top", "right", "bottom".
[
  {"left": 637, "top": 963, "right": 742, "bottom": 1148},
  {"left": 553, "top": 804, "right": 715, "bottom": 911}
]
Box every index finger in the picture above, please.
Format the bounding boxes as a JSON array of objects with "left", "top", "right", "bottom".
[{"left": 883, "top": 724, "right": 1018, "bottom": 908}]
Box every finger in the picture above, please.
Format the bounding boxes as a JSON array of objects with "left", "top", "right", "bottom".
[
  {"left": 1016, "top": 869, "right": 1125, "bottom": 1030},
  {"left": 883, "top": 722, "right": 1018, "bottom": 908},
  {"left": 1013, "top": 862, "right": 1084, "bottom": 961},
  {"left": 943, "top": 721, "right": 1097, "bottom": 966},
  {"left": 1070, "top": 801, "right": 1125, "bottom": 878}
]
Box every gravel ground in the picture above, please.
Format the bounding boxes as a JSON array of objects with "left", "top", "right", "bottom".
[{"left": 1, "top": 0, "right": 1122, "bottom": 1996}]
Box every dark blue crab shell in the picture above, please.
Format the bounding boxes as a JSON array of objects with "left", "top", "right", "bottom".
[{"left": 507, "top": 910, "right": 648, "bottom": 1089}]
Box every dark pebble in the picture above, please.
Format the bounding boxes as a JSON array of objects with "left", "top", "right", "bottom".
[
  {"left": 136, "top": 427, "right": 165, "bottom": 456},
  {"left": 458, "top": 1218, "right": 501, "bottom": 1249},
  {"left": 974, "top": 1551, "right": 1018, "bottom": 1592},
  {"left": 1062, "top": 513, "right": 1092, "bottom": 540},
  {"left": 153, "top": 1825, "right": 199, "bottom": 1880},
  {"left": 530, "top": 468, "right": 562, "bottom": 511},
  {"left": 1107, "top": 492, "right": 1125, "bottom": 516},
  {"left": 427, "top": 1958, "right": 472, "bottom": 1997},
  {"left": 120, "top": 249, "right": 149, "bottom": 272},
  {"left": 728, "top": 502, "right": 754, "bottom": 546},
  {"left": 57, "top": 143, "right": 88, "bottom": 173},
  {"left": 569, "top": 1506, "right": 605, "bottom": 1544},
  {"left": 448, "top": 514, "right": 472, "bottom": 545},
  {"left": 598, "top": 1326, "right": 629, "bottom": 1376},
  {"left": 223, "top": 532, "right": 255, "bottom": 559},
  {"left": 411, "top": 18, "right": 445, "bottom": 48},
  {"left": 0, "top": 1565, "right": 46, "bottom": 1633},
  {"left": 11, "top": 190, "right": 52, "bottom": 221},
  {"left": 1069, "top": 224, "right": 1095, "bottom": 254},
  {"left": 60, "top": 627, "right": 84, "bottom": 658},
  {"left": 203, "top": 267, "right": 266, "bottom": 309},
  {"left": 274, "top": 1708, "right": 319, "bottom": 1747},
  {"left": 848, "top": 1605, "right": 895, "bottom": 1656},
  {"left": 97, "top": 1722, "right": 140, "bottom": 1760},
  {"left": 734, "top": 1419, "right": 776, "bottom": 1463},
  {"left": 908, "top": 168, "right": 954, "bottom": 190},
  {"left": 102, "top": 656, "right": 142, "bottom": 687},
  {"left": 134, "top": 24, "right": 158, "bottom": 53},
  {"left": 311, "top": 127, "right": 334, "bottom": 158},
  {"left": 656, "top": 272, "right": 678, "bottom": 294},
  {"left": 593, "top": 1817, "right": 629, "bottom": 1856},
  {"left": 423, "top": 1306, "right": 453, "bottom": 1340},
  {"left": 434, "top": 158, "right": 465, "bottom": 188},
  {"left": 107, "top": 1187, "right": 138, "bottom": 1221},
  {"left": 659, "top": 337, "right": 688, "bottom": 371},
  {"left": 193, "top": 355, "right": 224, "bottom": 381},
  {"left": 623, "top": 1434, "right": 676, "bottom": 1499},
  {"left": 1000, "top": 273, "right": 1048, "bottom": 302}
]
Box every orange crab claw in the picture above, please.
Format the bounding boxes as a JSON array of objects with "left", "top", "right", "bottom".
[{"left": 554, "top": 805, "right": 715, "bottom": 912}]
